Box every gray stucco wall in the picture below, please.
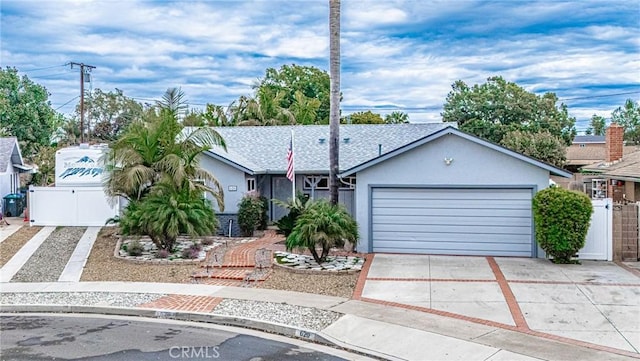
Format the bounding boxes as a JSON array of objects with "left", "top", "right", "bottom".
[
  {"left": 199, "top": 155, "right": 247, "bottom": 213},
  {"left": 354, "top": 134, "right": 550, "bottom": 254},
  {"left": 216, "top": 213, "right": 241, "bottom": 237}
]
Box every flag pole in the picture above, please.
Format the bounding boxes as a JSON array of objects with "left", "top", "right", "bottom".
[{"left": 291, "top": 129, "right": 296, "bottom": 201}]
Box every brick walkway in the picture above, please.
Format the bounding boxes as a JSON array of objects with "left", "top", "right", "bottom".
[
  {"left": 191, "top": 230, "right": 282, "bottom": 285},
  {"left": 138, "top": 294, "right": 223, "bottom": 313}
]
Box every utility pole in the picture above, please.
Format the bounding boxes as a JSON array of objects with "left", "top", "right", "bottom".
[{"left": 70, "top": 62, "right": 95, "bottom": 143}]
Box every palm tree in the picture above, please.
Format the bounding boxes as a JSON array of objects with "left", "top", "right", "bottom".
[
  {"left": 384, "top": 111, "right": 409, "bottom": 124},
  {"left": 104, "top": 88, "right": 226, "bottom": 209},
  {"left": 230, "top": 89, "right": 296, "bottom": 126},
  {"left": 329, "top": 0, "right": 341, "bottom": 205},
  {"left": 290, "top": 91, "right": 321, "bottom": 125},
  {"left": 119, "top": 182, "right": 219, "bottom": 251},
  {"left": 286, "top": 199, "right": 358, "bottom": 263}
]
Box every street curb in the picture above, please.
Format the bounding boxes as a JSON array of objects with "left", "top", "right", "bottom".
[{"left": 0, "top": 304, "right": 383, "bottom": 360}]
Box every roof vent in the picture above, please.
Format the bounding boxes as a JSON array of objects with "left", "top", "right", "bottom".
[
  {"left": 343, "top": 138, "right": 350, "bottom": 144},
  {"left": 319, "top": 138, "right": 326, "bottom": 144}
]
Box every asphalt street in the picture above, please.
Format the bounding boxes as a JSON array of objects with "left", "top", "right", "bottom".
[{"left": 0, "top": 314, "right": 352, "bottom": 361}]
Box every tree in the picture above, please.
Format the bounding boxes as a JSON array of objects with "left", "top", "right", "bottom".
[
  {"left": 286, "top": 199, "right": 358, "bottom": 263},
  {"left": 612, "top": 99, "right": 640, "bottom": 144},
  {"left": 0, "top": 67, "right": 64, "bottom": 159},
  {"left": 108, "top": 88, "right": 226, "bottom": 251},
  {"left": 384, "top": 111, "right": 409, "bottom": 124},
  {"left": 119, "top": 183, "right": 218, "bottom": 251},
  {"left": 345, "top": 110, "right": 384, "bottom": 124},
  {"left": 500, "top": 130, "right": 566, "bottom": 168},
  {"left": 80, "top": 88, "right": 143, "bottom": 142},
  {"left": 256, "top": 64, "right": 332, "bottom": 124},
  {"left": 104, "top": 88, "right": 226, "bottom": 207},
  {"left": 329, "top": 0, "right": 341, "bottom": 205},
  {"left": 289, "top": 91, "right": 321, "bottom": 125},
  {"left": 585, "top": 115, "right": 606, "bottom": 136},
  {"left": 29, "top": 144, "right": 56, "bottom": 186},
  {"left": 442, "top": 76, "right": 576, "bottom": 149}
]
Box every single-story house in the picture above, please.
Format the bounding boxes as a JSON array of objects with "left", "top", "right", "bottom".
[
  {"left": 551, "top": 133, "right": 637, "bottom": 191},
  {"left": 199, "top": 124, "right": 571, "bottom": 257},
  {"left": 581, "top": 124, "right": 640, "bottom": 202},
  {"left": 0, "top": 137, "right": 30, "bottom": 201}
]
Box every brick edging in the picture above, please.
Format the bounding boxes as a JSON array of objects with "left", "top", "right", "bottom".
[
  {"left": 352, "top": 254, "right": 374, "bottom": 300},
  {"left": 615, "top": 261, "right": 640, "bottom": 278},
  {"left": 486, "top": 257, "right": 529, "bottom": 330}
]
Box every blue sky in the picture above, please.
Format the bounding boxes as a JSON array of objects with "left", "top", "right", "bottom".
[{"left": 1, "top": 0, "right": 638, "bottom": 132}]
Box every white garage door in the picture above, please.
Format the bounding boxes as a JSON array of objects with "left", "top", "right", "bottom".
[{"left": 371, "top": 187, "right": 533, "bottom": 257}]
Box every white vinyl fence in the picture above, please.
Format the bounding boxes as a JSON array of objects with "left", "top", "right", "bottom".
[
  {"left": 578, "top": 198, "right": 613, "bottom": 261},
  {"left": 29, "top": 186, "right": 119, "bottom": 227}
]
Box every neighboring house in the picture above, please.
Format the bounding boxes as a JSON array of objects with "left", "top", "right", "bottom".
[
  {"left": 201, "top": 124, "right": 571, "bottom": 257},
  {"left": 581, "top": 123, "right": 640, "bottom": 202},
  {"left": 0, "top": 137, "right": 30, "bottom": 200},
  {"left": 553, "top": 130, "right": 637, "bottom": 191}
]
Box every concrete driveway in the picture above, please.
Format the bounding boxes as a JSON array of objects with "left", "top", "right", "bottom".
[{"left": 359, "top": 254, "right": 640, "bottom": 354}]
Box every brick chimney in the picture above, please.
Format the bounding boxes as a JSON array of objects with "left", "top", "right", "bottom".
[{"left": 606, "top": 123, "right": 624, "bottom": 163}]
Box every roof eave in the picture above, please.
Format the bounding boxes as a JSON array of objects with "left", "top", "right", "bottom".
[
  {"left": 340, "top": 127, "right": 573, "bottom": 178},
  {"left": 203, "top": 150, "right": 255, "bottom": 175}
]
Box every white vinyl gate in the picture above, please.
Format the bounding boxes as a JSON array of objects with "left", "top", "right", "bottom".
[
  {"left": 578, "top": 198, "right": 612, "bottom": 261},
  {"left": 29, "top": 186, "right": 119, "bottom": 226}
]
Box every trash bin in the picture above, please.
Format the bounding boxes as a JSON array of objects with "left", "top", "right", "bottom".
[{"left": 3, "top": 193, "right": 25, "bottom": 217}]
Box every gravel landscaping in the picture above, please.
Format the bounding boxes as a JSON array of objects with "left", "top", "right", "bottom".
[
  {"left": 0, "top": 226, "right": 42, "bottom": 268},
  {"left": 80, "top": 227, "right": 196, "bottom": 283},
  {"left": 256, "top": 267, "right": 359, "bottom": 298},
  {"left": 0, "top": 292, "right": 164, "bottom": 308},
  {"left": 11, "top": 227, "right": 85, "bottom": 283},
  {"left": 212, "top": 299, "right": 342, "bottom": 331},
  {"left": 77, "top": 227, "right": 361, "bottom": 298}
]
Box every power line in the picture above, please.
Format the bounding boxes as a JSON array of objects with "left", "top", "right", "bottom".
[
  {"left": 20, "top": 63, "right": 69, "bottom": 72},
  {"left": 54, "top": 96, "right": 80, "bottom": 111},
  {"left": 560, "top": 90, "right": 640, "bottom": 101}
]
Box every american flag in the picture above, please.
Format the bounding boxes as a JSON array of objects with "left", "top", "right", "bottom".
[{"left": 286, "top": 136, "right": 294, "bottom": 182}]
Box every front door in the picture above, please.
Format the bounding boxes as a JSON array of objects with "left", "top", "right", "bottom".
[{"left": 271, "top": 176, "right": 293, "bottom": 222}]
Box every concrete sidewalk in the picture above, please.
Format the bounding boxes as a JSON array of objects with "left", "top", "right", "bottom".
[{"left": 1, "top": 281, "right": 638, "bottom": 361}]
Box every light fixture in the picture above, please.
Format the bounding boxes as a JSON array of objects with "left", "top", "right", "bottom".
[{"left": 444, "top": 157, "right": 453, "bottom": 165}]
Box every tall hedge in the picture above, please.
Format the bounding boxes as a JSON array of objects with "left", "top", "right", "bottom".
[{"left": 532, "top": 187, "right": 593, "bottom": 263}]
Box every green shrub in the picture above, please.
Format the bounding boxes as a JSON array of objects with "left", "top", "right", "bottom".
[
  {"left": 119, "top": 183, "right": 218, "bottom": 251},
  {"left": 286, "top": 199, "right": 359, "bottom": 263},
  {"left": 127, "top": 240, "right": 144, "bottom": 257},
  {"left": 532, "top": 186, "right": 593, "bottom": 263},
  {"left": 274, "top": 192, "right": 310, "bottom": 237},
  {"left": 238, "top": 191, "right": 266, "bottom": 236},
  {"left": 181, "top": 242, "right": 202, "bottom": 259}
]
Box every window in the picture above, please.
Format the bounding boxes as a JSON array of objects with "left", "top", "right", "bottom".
[
  {"left": 591, "top": 179, "right": 607, "bottom": 199},
  {"left": 303, "top": 176, "right": 329, "bottom": 190},
  {"left": 246, "top": 178, "right": 256, "bottom": 192},
  {"left": 339, "top": 176, "right": 356, "bottom": 189}
]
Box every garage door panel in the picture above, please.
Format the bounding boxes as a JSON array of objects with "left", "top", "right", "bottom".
[
  {"left": 371, "top": 187, "right": 533, "bottom": 257},
  {"left": 372, "top": 215, "right": 532, "bottom": 227},
  {"left": 373, "top": 240, "right": 532, "bottom": 252},
  {"left": 373, "top": 231, "right": 531, "bottom": 243},
  {"left": 372, "top": 208, "right": 532, "bottom": 218},
  {"left": 373, "top": 188, "right": 530, "bottom": 200},
  {"left": 372, "top": 198, "right": 531, "bottom": 209},
  {"left": 373, "top": 223, "right": 531, "bottom": 235}
]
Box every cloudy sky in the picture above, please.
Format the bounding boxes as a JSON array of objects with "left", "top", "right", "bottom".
[{"left": 1, "top": 0, "right": 638, "bottom": 132}]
